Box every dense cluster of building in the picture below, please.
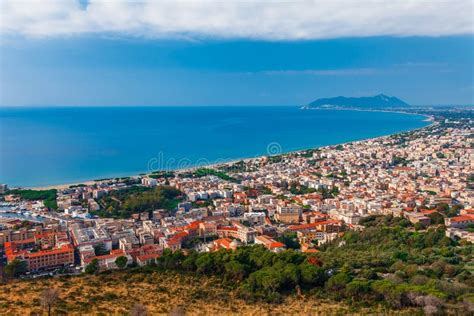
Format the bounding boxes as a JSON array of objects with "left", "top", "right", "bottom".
[{"left": 1, "top": 115, "right": 472, "bottom": 274}]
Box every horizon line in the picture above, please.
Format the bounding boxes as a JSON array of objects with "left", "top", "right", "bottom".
[{"left": 1, "top": 104, "right": 474, "bottom": 108}]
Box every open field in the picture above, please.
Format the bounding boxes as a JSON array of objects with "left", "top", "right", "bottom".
[{"left": 0, "top": 270, "right": 411, "bottom": 315}]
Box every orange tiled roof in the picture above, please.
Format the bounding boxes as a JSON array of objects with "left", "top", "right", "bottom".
[
  {"left": 25, "top": 244, "right": 74, "bottom": 258},
  {"left": 186, "top": 221, "right": 203, "bottom": 230},
  {"left": 217, "top": 226, "right": 238, "bottom": 232},
  {"left": 450, "top": 215, "right": 474, "bottom": 223},
  {"left": 288, "top": 220, "right": 341, "bottom": 231},
  {"left": 213, "top": 238, "right": 232, "bottom": 249},
  {"left": 84, "top": 249, "right": 126, "bottom": 264},
  {"left": 5, "top": 241, "right": 74, "bottom": 261},
  {"left": 136, "top": 253, "right": 160, "bottom": 262},
  {"left": 269, "top": 242, "right": 285, "bottom": 249}
]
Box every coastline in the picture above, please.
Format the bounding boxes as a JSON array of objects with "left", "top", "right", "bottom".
[
  {"left": 302, "top": 106, "right": 435, "bottom": 120},
  {"left": 28, "top": 109, "right": 434, "bottom": 191}
]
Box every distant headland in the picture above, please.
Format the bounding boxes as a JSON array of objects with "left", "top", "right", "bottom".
[{"left": 303, "top": 94, "right": 410, "bottom": 109}]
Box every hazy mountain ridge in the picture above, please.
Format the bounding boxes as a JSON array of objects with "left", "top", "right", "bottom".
[{"left": 306, "top": 94, "right": 410, "bottom": 109}]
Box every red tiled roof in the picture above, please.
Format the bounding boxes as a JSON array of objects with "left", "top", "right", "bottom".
[
  {"left": 84, "top": 249, "right": 126, "bottom": 264},
  {"left": 8, "top": 238, "right": 35, "bottom": 245},
  {"left": 5, "top": 238, "right": 74, "bottom": 261},
  {"left": 450, "top": 215, "right": 474, "bottom": 223},
  {"left": 213, "top": 238, "right": 233, "bottom": 249},
  {"left": 173, "top": 231, "right": 189, "bottom": 239},
  {"left": 217, "top": 226, "right": 238, "bottom": 232},
  {"left": 96, "top": 249, "right": 125, "bottom": 260},
  {"left": 137, "top": 253, "right": 160, "bottom": 262},
  {"left": 186, "top": 221, "right": 203, "bottom": 230},
  {"left": 288, "top": 220, "right": 341, "bottom": 231},
  {"left": 269, "top": 242, "right": 285, "bottom": 249},
  {"left": 303, "top": 194, "right": 323, "bottom": 200},
  {"left": 25, "top": 244, "right": 74, "bottom": 258}
]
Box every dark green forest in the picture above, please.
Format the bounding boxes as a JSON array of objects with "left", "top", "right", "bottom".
[
  {"left": 5, "top": 189, "right": 57, "bottom": 209},
  {"left": 118, "top": 215, "right": 473, "bottom": 313},
  {"left": 92, "top": 186, "right": 182, "bottom": 218}
]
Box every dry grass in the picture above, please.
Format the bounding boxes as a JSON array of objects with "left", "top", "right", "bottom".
[{"left": 0, "top": 271, "right": 409, "bottom": 315}]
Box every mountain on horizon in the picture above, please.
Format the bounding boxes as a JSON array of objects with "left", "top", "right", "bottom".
[{"left": 306, "top": 94, "right": 410, "bottom": 109}]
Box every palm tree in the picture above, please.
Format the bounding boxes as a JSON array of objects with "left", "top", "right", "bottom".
[{"left": 40, "top": 288, "right": 60, "bottom": 316}]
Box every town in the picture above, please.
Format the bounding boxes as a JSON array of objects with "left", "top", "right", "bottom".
[{"left": 0, "top": 109, "right": 472, "bottom": 278}]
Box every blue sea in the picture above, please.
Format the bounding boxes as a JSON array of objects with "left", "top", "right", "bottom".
[{"left": 0, "top": 106, "right": 429, "bottom": 187}]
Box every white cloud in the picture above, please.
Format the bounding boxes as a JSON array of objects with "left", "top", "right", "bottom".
[
  {"left": 1, "top": 0, "right": 473, "bottom": 40},
  {"left": 262, "top": 68, "right": 379, "bottom": 76},
  {"left": 257, "top": 63, "right": 455, "bottom": 76}
]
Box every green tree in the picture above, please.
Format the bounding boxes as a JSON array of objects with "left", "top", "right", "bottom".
[
  {"left": 195, "top": 254, "right": 214, "bottom": 274},
  {"left": 300, "top": 263, "right": 326, "bottom": 287},
  {"left": 85, "top": 259, "right": 99, "bottom": 274},
  {"left": 436, "top": 203, "right": 449, "bottom": 214},
  {"left": 325, "top": 272, "right": 351, "bottom": 292},
  {"left": 94, "top": 243, "right": 108, "bottom": 256},
  {"left": 225, "top": 260, "right": 248, "bottom": 282},
  {"left": 6, "top": 189, "right": 58, "bottom": 210},
  {"left": 247, "top": 267, "right": 284, "bottom": 293},
  {"left": 4, "top": 258, "right": 28, "bottom": 277},
  {"left": 115, "top": 256, "right": 128, "bottom": 269},
  {"left": 277, "top": 232, "right": 300, "bottom": 249},
  {"left": 427, "top": 212, "right": 445, "bottom": 225},
  {"left": 181, "top": 252, "right": 198, "bottom": 271},
  {"left": 414, "top": 222, "right": 425, "bottom": 231},
  {"left": 346, "top": 280, "right": 370, "bottom": 300}
]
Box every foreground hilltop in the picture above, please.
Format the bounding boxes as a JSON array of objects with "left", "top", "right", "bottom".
[
  {"left": 305, "top": 94, "right": 410, "bottom": 109},
  {"left": 0, "top": 270, "right": 388, "bottom": 315}
]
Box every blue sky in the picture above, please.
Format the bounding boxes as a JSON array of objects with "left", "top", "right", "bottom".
[{"left": 0, "top": 1, "right": 473, "bottom": 106}]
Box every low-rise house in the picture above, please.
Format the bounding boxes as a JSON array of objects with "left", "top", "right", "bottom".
[
  {"left": 406, "top": 212, "right": 432, "bottom": 226},
  {"left": 210, "top": 238, "right": 240, "bottom": 251},
  {"left": 119, "top": 235, "right": 140, "bottom": 250},
  {"left": 84, "top": 249, "right": 132, "bottom": 271},
  {"left": 254, "top": 235, "right": 286, "bottom": 252},
  {"left": 445, "top": 214, "right": 474, "bottom": 228}
]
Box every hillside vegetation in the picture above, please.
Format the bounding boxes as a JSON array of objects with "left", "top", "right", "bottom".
[
  {"left": 139, "top": 217, "right": 472, "bottom": 314},
  {"left": 0, "top": 271, "right": 382, "bottom": 315},
  {"left": 5, "top": 189, "right": 58, "bottom": 210},
  {"left": 307, "top": 94, "right": 409, "bottom": 108},
  {"left": 92, "top": 186, "right": 182, "bottom": 218},
  {"left": 1, "top": 216, "right": 472, "bottom": 314}
]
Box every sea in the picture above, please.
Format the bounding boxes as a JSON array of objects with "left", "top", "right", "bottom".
[
  {"left": 0, "top": 207, "right": 45, "bottom": 223},
  {"left": 0, "top": 106, "right": 429, "bottom": 188}
]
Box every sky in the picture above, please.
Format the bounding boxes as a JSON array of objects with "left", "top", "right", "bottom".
[{"left": 0, "top": 0, "right": 473, "bottom": 106}]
